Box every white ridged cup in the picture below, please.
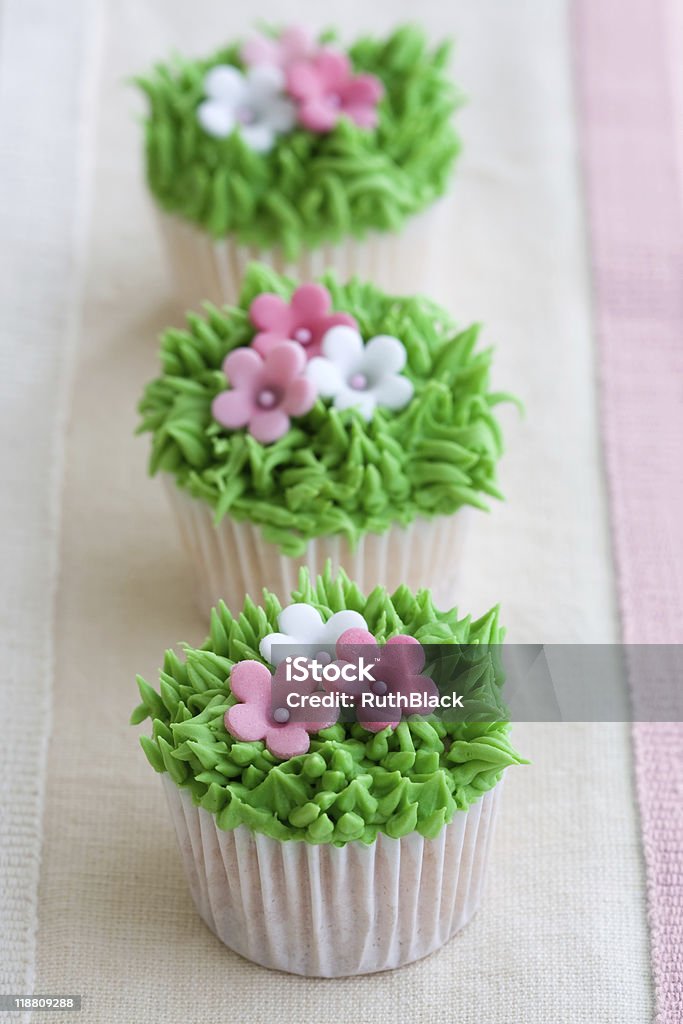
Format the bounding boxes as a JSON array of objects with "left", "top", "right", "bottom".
[
  {"left": 156, "top": 207, "right": 439, "bottom": 312},
  {"left": 163, "top": 776, "right": 501, "bottom": 977},
  {"left": 163, "top": 478, "right": 470, "bottom": 614}
]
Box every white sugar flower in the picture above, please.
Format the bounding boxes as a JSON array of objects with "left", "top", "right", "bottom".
[
  {"left": 197, "top": 64, "right": 296, "bottom": 153},
  {"left": 306, "top": 326, "right": 414, "bottom": 419},
  {"left": 260, "top": 603, "right": 368, "bottom": 667}
]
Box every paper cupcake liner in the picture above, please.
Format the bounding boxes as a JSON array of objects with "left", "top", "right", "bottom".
[
  {"left": 163, "top": 477, "right": 470, "bottom": 614},
  {"left": 156, "top": 208, "right": 438, "bottom": 311},
  {"left": 162, "top": 775, "right": 501, "bottom": 977}
]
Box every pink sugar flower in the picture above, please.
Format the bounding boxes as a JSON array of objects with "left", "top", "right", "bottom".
[
  {"left": 241, "top": 25, "right": 318, "bottom": 72},
  {"left": 286, "top": 51, "right": 384, "bottom": 133},
  {"left": 212, "top": 341, "right": 315, "bottom": 444},
  {"left": 325, "top": 628, "right": 438, "bottom": 733},
  {"left": 250, "top": 284, "right": 357, "bottom": 360},
  {"left": 226, "top": 659, "right": 338, "bottom": 759}
]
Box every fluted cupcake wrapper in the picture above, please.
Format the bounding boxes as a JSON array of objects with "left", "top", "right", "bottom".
[
  {"left": 163, "top": 775, "right": 501, "bottom": 977},
  {"left": 156, "top": 208, "right": 439, "bottom": 312},
  {"left": 163, "top": 477, "right": 470, "bottom": 614}
]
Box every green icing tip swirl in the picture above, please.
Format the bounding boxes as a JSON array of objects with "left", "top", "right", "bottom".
[
  {"left": 131, "top": 566, "right": 525, "bottom": 845},
  {"left": 138, "top": 263, "right": 517, "bottom": 555},
  {"left": 137, "top": 25, "right": 462, "bottom": 256}
]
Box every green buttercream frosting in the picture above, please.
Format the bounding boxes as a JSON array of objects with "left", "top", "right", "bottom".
[
  {"left": 137, "top": 25, "right": 461, "bottom": 255},
  {"left": 131, "top": 566, "right": 524, "bottom": 845},
  {"left": 138, "top": 263, "right": 514, "bottom": 556}
]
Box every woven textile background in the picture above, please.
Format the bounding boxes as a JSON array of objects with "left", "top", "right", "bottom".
[
  {"left": 0, "top": 0, "right": 97, "bottom": 1013},
  {"left": 0, "top": 1, "right": 666, "bottom": 1021},
  {"left": 574, "top": 0, "right": 683, "bottom": 1019}
]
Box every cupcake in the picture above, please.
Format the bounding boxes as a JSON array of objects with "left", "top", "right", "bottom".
[
  {"left": 131, "top": 566, "right": 524, "bottom": 976},
  {"left": 138, "top": 263, "right": 514, "bottom": 613},
  {"left": 136, "top": 24, "right": 461, "bottom": 308}
]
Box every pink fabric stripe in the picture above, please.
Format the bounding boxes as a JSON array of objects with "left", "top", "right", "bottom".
[{"left": 573, "top": 1, "right": 683, "bottom": 1021}]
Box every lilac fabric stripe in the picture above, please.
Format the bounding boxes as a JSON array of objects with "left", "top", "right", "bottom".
[{"left": 573, "top": 1, "right": 683, "bottom": 1021}]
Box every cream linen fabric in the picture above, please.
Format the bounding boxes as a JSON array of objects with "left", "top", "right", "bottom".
[
  {"left": 3, "top": 0, "right": 650, "bottom": 1020},
  {"left": 0, "top": 0, "right": 97, "bottom": 1013}
]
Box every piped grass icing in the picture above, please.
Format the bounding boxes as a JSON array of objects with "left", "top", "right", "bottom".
[
  {"left": 137, "top": 24, "right": 461, "bottom": 255},
  {"left": 131, "top": 566, "right": 524, "bottom": 846},
  {"left": 138, "top": 263, "right": 514, "bottom": 555}
]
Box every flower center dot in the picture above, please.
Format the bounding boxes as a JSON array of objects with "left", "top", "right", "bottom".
[
  {"left": 315, "top": 650, "right": 331, "bottom": 666},
  {"left": 273, "top": 707, "right": 290, "bottom": 724},
  {"left": 293, "top": 327, "right": 312, "bottom": 345},
  {"left": 350, "top": 373, "right": 367, "bottom": 391},
  {"left": 236, "top": 106, "right": 256, "bottom": 125},
  {"left": 327, "top": 93, "right": 342, "bottom": 108},
  {"left": 257, "top": 388, "right": 277, "bottom": 409},
  {"left": 371, "top": 680, "right": 388, "bottom": 696}
]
